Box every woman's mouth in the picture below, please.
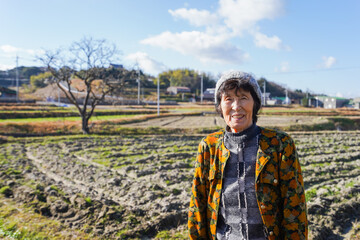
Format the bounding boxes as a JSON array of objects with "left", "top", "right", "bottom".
[{"left": 232, "top": 114, "right": 245, "bottom": 120}]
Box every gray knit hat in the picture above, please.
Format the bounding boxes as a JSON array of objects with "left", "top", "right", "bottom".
[{"left": 214, "top": 70, "right": 262, "bottom": 105}]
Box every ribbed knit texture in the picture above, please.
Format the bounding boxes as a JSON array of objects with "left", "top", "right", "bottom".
[{"left": 216, "top": 124, "right": 266, "bottom": 240}]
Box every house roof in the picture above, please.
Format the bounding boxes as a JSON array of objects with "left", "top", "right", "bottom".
[
  {"left": 0, "top": 86, "right": 16, "bottom": 95},
  {"left": 110, "top": 63, "right": 123, "bottom": 69},
  {"left": 168, "top": 86, "right": 190, "bottom": 90},
  {"left": 204, "top": 88, "right": 215, "bottom": 93},
  {"left": 316, "top": 95, "right": 349, "bottom": 100},
  {"left": 326, "top": 96, "right": 349, "bottom": 100}
]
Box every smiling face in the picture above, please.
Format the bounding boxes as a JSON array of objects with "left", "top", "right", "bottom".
[{"left": 220, "top": 87, "right": 254, "bottom": 133}]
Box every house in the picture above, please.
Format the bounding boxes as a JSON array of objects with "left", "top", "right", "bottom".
[
  {"left": 109, "top": 64, "right": 123, "bottom": 69},
  {"left": 166, "top": 86, "right": 191, "bottom": 95},
  {"left": 203, "top": 88, "right": 215, "bottom": 100},
  {"left": 313, "top": 96, "right": 327, "bottom": 108},
  {"left": 323, "top": 96, "right": 349, "bottom": 109},
  {"left": 267, "top": 97, "right": 284, "bottom": 105},
  {"left": 0, "top": 86, "right": 16, "bottom": 102},
  {"left": 353, "top": 97, "right": 360, "bottom": 109},
  {"left": 262, "top": 92, "right": 271, "bottom": 105}
]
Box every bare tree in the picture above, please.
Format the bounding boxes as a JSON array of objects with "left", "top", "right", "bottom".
[{"left": 40, "top": 37, "right": 136, "bottom": 134}]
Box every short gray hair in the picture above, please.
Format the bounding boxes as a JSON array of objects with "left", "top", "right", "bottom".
[{"left": 214, "top": 71, "right": 262, "bottom": 105}]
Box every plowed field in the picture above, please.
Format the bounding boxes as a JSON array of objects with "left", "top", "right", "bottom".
[{"left": 1, "top": 130, "right": 360, "bottom": 239}]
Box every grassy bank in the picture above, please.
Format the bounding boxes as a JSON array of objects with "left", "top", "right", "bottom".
[
  {"left": 283, "top": 117, "right": 360, "bottom": 131},
  {"left": 0, "top": 114, "right": 148, "bottom": 123},
  {"left": 0, "top": 196, "right": 95, "bottom": 239}
]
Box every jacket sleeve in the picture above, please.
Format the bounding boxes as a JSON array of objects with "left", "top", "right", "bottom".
[
  {"left": 188, "top": 139, "right": 210, "bottom": 240},
  {"left": 279, "top": 135, "right": 308, "bottom": 240}
]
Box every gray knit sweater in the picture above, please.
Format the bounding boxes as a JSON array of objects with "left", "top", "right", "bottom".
[{"left": 216, "top": 124, "right": 266, "bottom": 240}]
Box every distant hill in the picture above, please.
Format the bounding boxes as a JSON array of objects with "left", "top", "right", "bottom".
[
  {"left": 1, "top": 66, "right": 310, "bottom": 100},
  {"left": 257, "top": 78, "right": 306, "bottom": 99},
  {"left": 0, "top": 66, "right": 46, "bottom": 87}
]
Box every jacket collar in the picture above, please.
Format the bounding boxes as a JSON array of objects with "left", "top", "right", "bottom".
[{"left": 216, "top": 127, "right": 277, "bottom": 179}]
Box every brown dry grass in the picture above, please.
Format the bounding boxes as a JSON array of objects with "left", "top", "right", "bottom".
[
  {"left": 0, "top": 104, "right": 49, "bottom": 110},
  {"left": 0, "top": 112, "right": 201, "bottom": 135},
  {"left": 0, "top": 120, "right": 80, "bottom": 135}
]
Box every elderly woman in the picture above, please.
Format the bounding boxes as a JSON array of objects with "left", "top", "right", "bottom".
[{"left": 188, "top": 71, "right": 307, "bottom": 240}]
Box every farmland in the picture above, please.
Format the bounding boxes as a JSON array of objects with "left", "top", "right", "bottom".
[{"left": 0, "top": 104, "right": 360, "bottom": 239}]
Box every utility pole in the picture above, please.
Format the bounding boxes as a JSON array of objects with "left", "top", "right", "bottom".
[
  {"left": 306, "top": 92, "right": 311, "bottom": 106},
  {"left": 200, "top": 73, "right": 203, "bottom": 104},
  {"left": 157, "top": 78, "right": 160, "bottom": 116},
  {"left": 263, "top": 79, "right": 266, "bottom": 106},
  {"left": 16, "top": 56, "right": 19, "bottom": 102},
  {"left": 137, "top": 68, "right": 140, "bottom": 105},
  {"left": 306, "top": 91, "right": 310, "bottom": 107},
  {"left": 58, "top": 86, "right": 60, "bottom": 104}
]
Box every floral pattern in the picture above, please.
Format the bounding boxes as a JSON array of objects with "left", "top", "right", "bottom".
[{"left": 188, "top": 127, "right": 308, "bottom": 240}]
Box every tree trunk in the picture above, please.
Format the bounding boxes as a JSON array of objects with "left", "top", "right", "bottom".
[{"left": 82, "top": 116, "right": 90, "bottom": 134}]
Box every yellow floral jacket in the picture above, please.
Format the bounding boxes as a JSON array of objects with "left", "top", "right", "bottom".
[{"left": 188, "top": 127, "right": 308, "bottom": 240}]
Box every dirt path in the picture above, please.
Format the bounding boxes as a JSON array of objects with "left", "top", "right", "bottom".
[{"left": 123, "top": 115, "right": 328, "bottom": 128}]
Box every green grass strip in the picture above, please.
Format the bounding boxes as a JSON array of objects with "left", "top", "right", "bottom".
[{"left": 0, "top": 114, "right": 147, "bottom": 123}]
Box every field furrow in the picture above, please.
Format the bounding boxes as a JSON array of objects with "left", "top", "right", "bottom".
[{"left": 1, "top": 130, "right": 359, "bottom": 239}]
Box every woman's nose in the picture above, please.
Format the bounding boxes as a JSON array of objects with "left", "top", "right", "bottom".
[{"left": 232, "top": 99, "right": 242, "bottom": 111}]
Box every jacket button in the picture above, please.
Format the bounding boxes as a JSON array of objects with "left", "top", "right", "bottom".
[
  {"left": 269, "top": 231, "right": 274, "bottom": 235},
  {"left": 261, "top": 205, "right": 265, "bottom": 209},
  {"left": 273, "top": 179, "right": 278, "bottom": 184}
]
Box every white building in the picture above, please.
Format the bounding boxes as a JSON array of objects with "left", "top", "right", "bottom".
[{"left": 166, "top": 86, "right": 191, "bottom": 95}]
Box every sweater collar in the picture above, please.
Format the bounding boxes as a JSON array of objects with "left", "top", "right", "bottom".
[{"left": 224, "top": 123, "right": 260, "bottom": 148}]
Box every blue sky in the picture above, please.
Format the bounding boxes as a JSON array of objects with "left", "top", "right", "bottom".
[{"left": 1, "top": 0, "right": 359, "bottom": 98}]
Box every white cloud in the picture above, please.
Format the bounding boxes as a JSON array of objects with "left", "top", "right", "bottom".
[
  {"left": 169, "top": 8, "right": 218, "bottom": 27},
  {"left": 252, "top": 31, "right": 290, "bottom": 50},
  {"left": 141, "top": 0, "right": 287, "bottom": 66},
  {"left": 0, "top": 45, "right": 20, "bottom": 53},
  {"left": 0, "top": 45, "right": 44, "bottom": 70},
  {"left": 275, "top": 61, "right": 289, "bottom": 72},
  {"left": 0, "top": 44, "right": 44, "bottom": 56},
  {"left": 322, "top": 56, "right": 336, "bottom": 68},
  {"left": 0, "top": 64, "right": 15, "bottom": 71},
  {"left": 141, "top": 31, "right": 248, "bottom": 64},
  {"left": 125, "top": 52, "right": 168, "bottom": 76},
  {"left": 218, "top": 0, "right": 284, "bottom": 35}
]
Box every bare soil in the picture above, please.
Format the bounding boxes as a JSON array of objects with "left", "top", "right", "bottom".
[
  {"left": 1, "top": 131, "right": 360, "bottom": 239},
  {"left": 123, "top": 115, "right": 329, "bottom": 129}
]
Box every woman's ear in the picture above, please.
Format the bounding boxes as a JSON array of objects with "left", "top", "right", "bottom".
[{"left": 216, "top": 104, "right": 223, "bottom": 118}]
